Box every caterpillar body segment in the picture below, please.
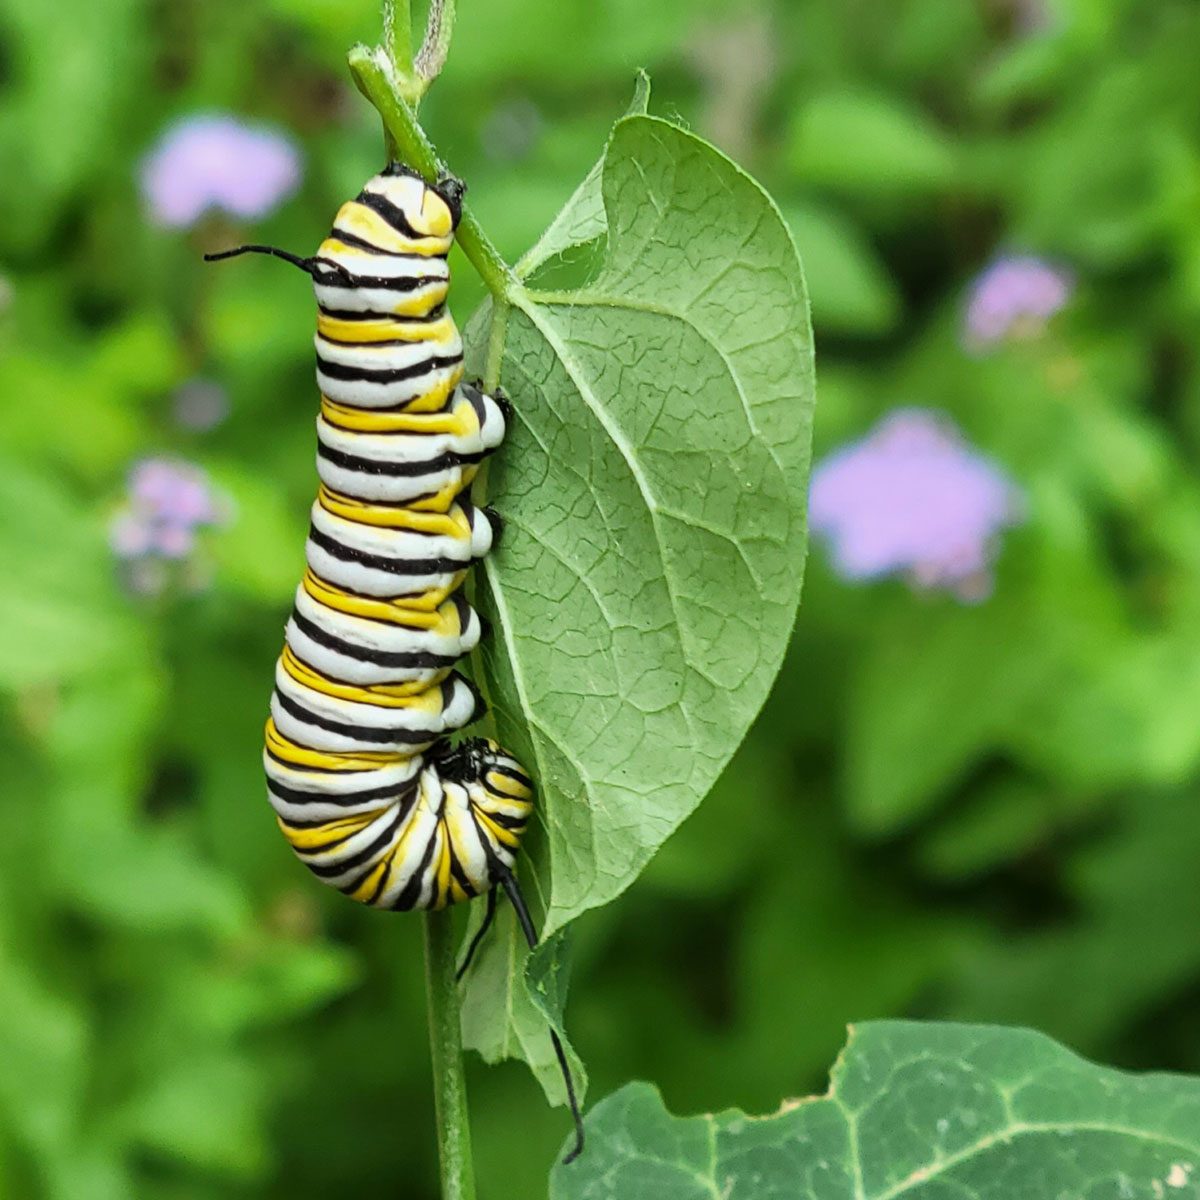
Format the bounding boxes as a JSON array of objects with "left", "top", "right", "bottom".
[
  {"left": 304, "top": 493, "right": 495, "bottom": 602},
  {"left": 315, "top": 383, "right": 507, "bottom": 505},
  {"left": 209, "top": 167, "right": 520, "bottom": 897},
  {"left": 270, "top": 662, "right": 484, "bottom": 756},
  {"left": 271, "top": 737, "right": 534, "bottom": 912},
  {"left": 269, "top": 737, "right": 524, "bottom": 909}
]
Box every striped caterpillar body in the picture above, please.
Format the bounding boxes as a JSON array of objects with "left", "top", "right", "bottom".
[
  {"left": 263, "top": 167, "right": 526, "bottom": 909},
  {"left": 207, "top": 164, "right": 583, "bottom": 1158}
]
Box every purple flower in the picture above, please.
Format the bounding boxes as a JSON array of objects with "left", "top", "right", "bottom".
[
  {"left": 810, "top": 409, "right": 1023, "bottom": 602},
  {"left": 172, "top": 378, "right": 230, "bottom": 432},
  {"left": 130, "top": 459, "right": 217, "bottom": 525},
  {"left": 110, "top": 457, "right": 228, "bottom": 596},
  {"left": 140, "top": 114, "right": 301, "bottom": 229},
  {"left": 964, "top": 255, "right": 1071, "bottom": 349}
]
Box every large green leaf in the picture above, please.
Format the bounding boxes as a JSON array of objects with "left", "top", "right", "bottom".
[
  {"left": 461, "top": 113, "right": 812, "bottom": 1102},
  {"left": 551, "top": 1022, "right": 1200, "bottom": 1199},
  {"left": 482, "top": 112, "right": 813, "bottom": 931}
]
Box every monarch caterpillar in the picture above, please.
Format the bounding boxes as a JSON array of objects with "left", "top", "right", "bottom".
[{"left": 207, "top": 164, "right": 583, "bottom": 1161}]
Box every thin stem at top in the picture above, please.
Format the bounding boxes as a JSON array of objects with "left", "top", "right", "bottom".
[
  {"left": 348, "top": 46, "right": 515, "bottom": 302},
  {"left": 415, "top": 0, "right": 457, "bottom": 87}
]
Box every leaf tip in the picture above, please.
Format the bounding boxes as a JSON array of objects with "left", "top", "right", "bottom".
[{"left": 627, "top": 69, "right": 652, "bottom": 116}]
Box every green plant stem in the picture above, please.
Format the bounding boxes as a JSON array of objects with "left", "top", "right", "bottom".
[
  {"left": 424, "top": 908, "right": 477, "bottom": 1200},
  {"left": 483, "top": 297, "right": 510, "bottom": 392},
  {"left": 348, "top": 47, "right": 515, "bottom": 303}
]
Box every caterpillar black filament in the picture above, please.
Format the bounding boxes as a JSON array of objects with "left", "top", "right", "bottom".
[{"left": 207, "top": 164, "right": 583, "bottom": 1161}]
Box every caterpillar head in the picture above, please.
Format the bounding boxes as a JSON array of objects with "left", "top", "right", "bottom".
[
  {"left": 432, "top": 174, "right": 465, "bottom": 226},
  {"left": 431, "top": 736, "right": 532, "bottom": 803},
  {"left": 432, "top": 735, "right": 504, "bottom": 779},
  {"left": 428, "top": 737, "right": 533, "bottom": 878}
]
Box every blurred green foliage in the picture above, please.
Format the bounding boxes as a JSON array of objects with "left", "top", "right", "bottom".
[{"left": 2, "top": 0, "right": 1200, "bottom": 1196}]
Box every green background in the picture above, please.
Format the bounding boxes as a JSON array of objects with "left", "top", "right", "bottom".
[{"left": 2, "top": 0, "right": 1199, "bottom": 1196}]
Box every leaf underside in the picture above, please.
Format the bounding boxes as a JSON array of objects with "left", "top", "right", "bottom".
[{"left": 484, "top": 113, "right": 813, "bottom": 932}]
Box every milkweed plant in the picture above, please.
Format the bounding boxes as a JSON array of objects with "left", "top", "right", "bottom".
[{"left": 140, "top": 1, "right": 1200, "bottom": 1197}]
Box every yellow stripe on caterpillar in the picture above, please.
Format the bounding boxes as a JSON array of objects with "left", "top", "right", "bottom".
[
  {"left": 404, "top": 472, "right": 481, "bottom": 513},
  {"left": 435, "top": 836, "right": 454, "bottom": 899},
  {"left": 345, "top": 857, "right": 391, "bottom": 903},
  {"left": 265, "top": 718, "right": 404, "bottom": 770},
  {"left": 317, "top": 486, "right": 476, "bottom": 535},
  {"left": 280, "top": 646, "right": 454, "bottom": 710},
  {"left": 486, "top": 769, "right": 533, "bottom": 800},
  {"left": 300, "top": 571, "right": 450, "bottom": 632},
  {"left": 277, "top": 810, "right": 380, "bottom": 852},
  {"left": 391, "top": 574, "right": 469, "bottom": 612},
  {"left": 473, "top": 808, "right": 522, "bottom": 851},
  {"left": 328, "top": 203, "right": 453, "bottom": 257},
  {"left": 319, "top": 385, "right": 477, "bottom": 435},
  {"left": 316, "top": 310, "right": 458, "bottom": 345}
]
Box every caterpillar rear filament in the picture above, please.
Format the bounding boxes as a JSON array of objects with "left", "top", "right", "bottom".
[{"left": 207, "top": 164, "right": 583, "bottom": 1161}]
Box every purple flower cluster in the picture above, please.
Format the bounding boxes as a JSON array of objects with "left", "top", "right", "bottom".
[
  {"left": 810, "top": 409, "right": 1023, "bottom": 603},
  {"left": 110, "top": 458, "right": 226, "bottom": 595},
  {"left": 141, "top": 114, "right": 301, "bottom": 229},
  {"left": 964, "top": 255, "right": 1071, "bottom": 349}
]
